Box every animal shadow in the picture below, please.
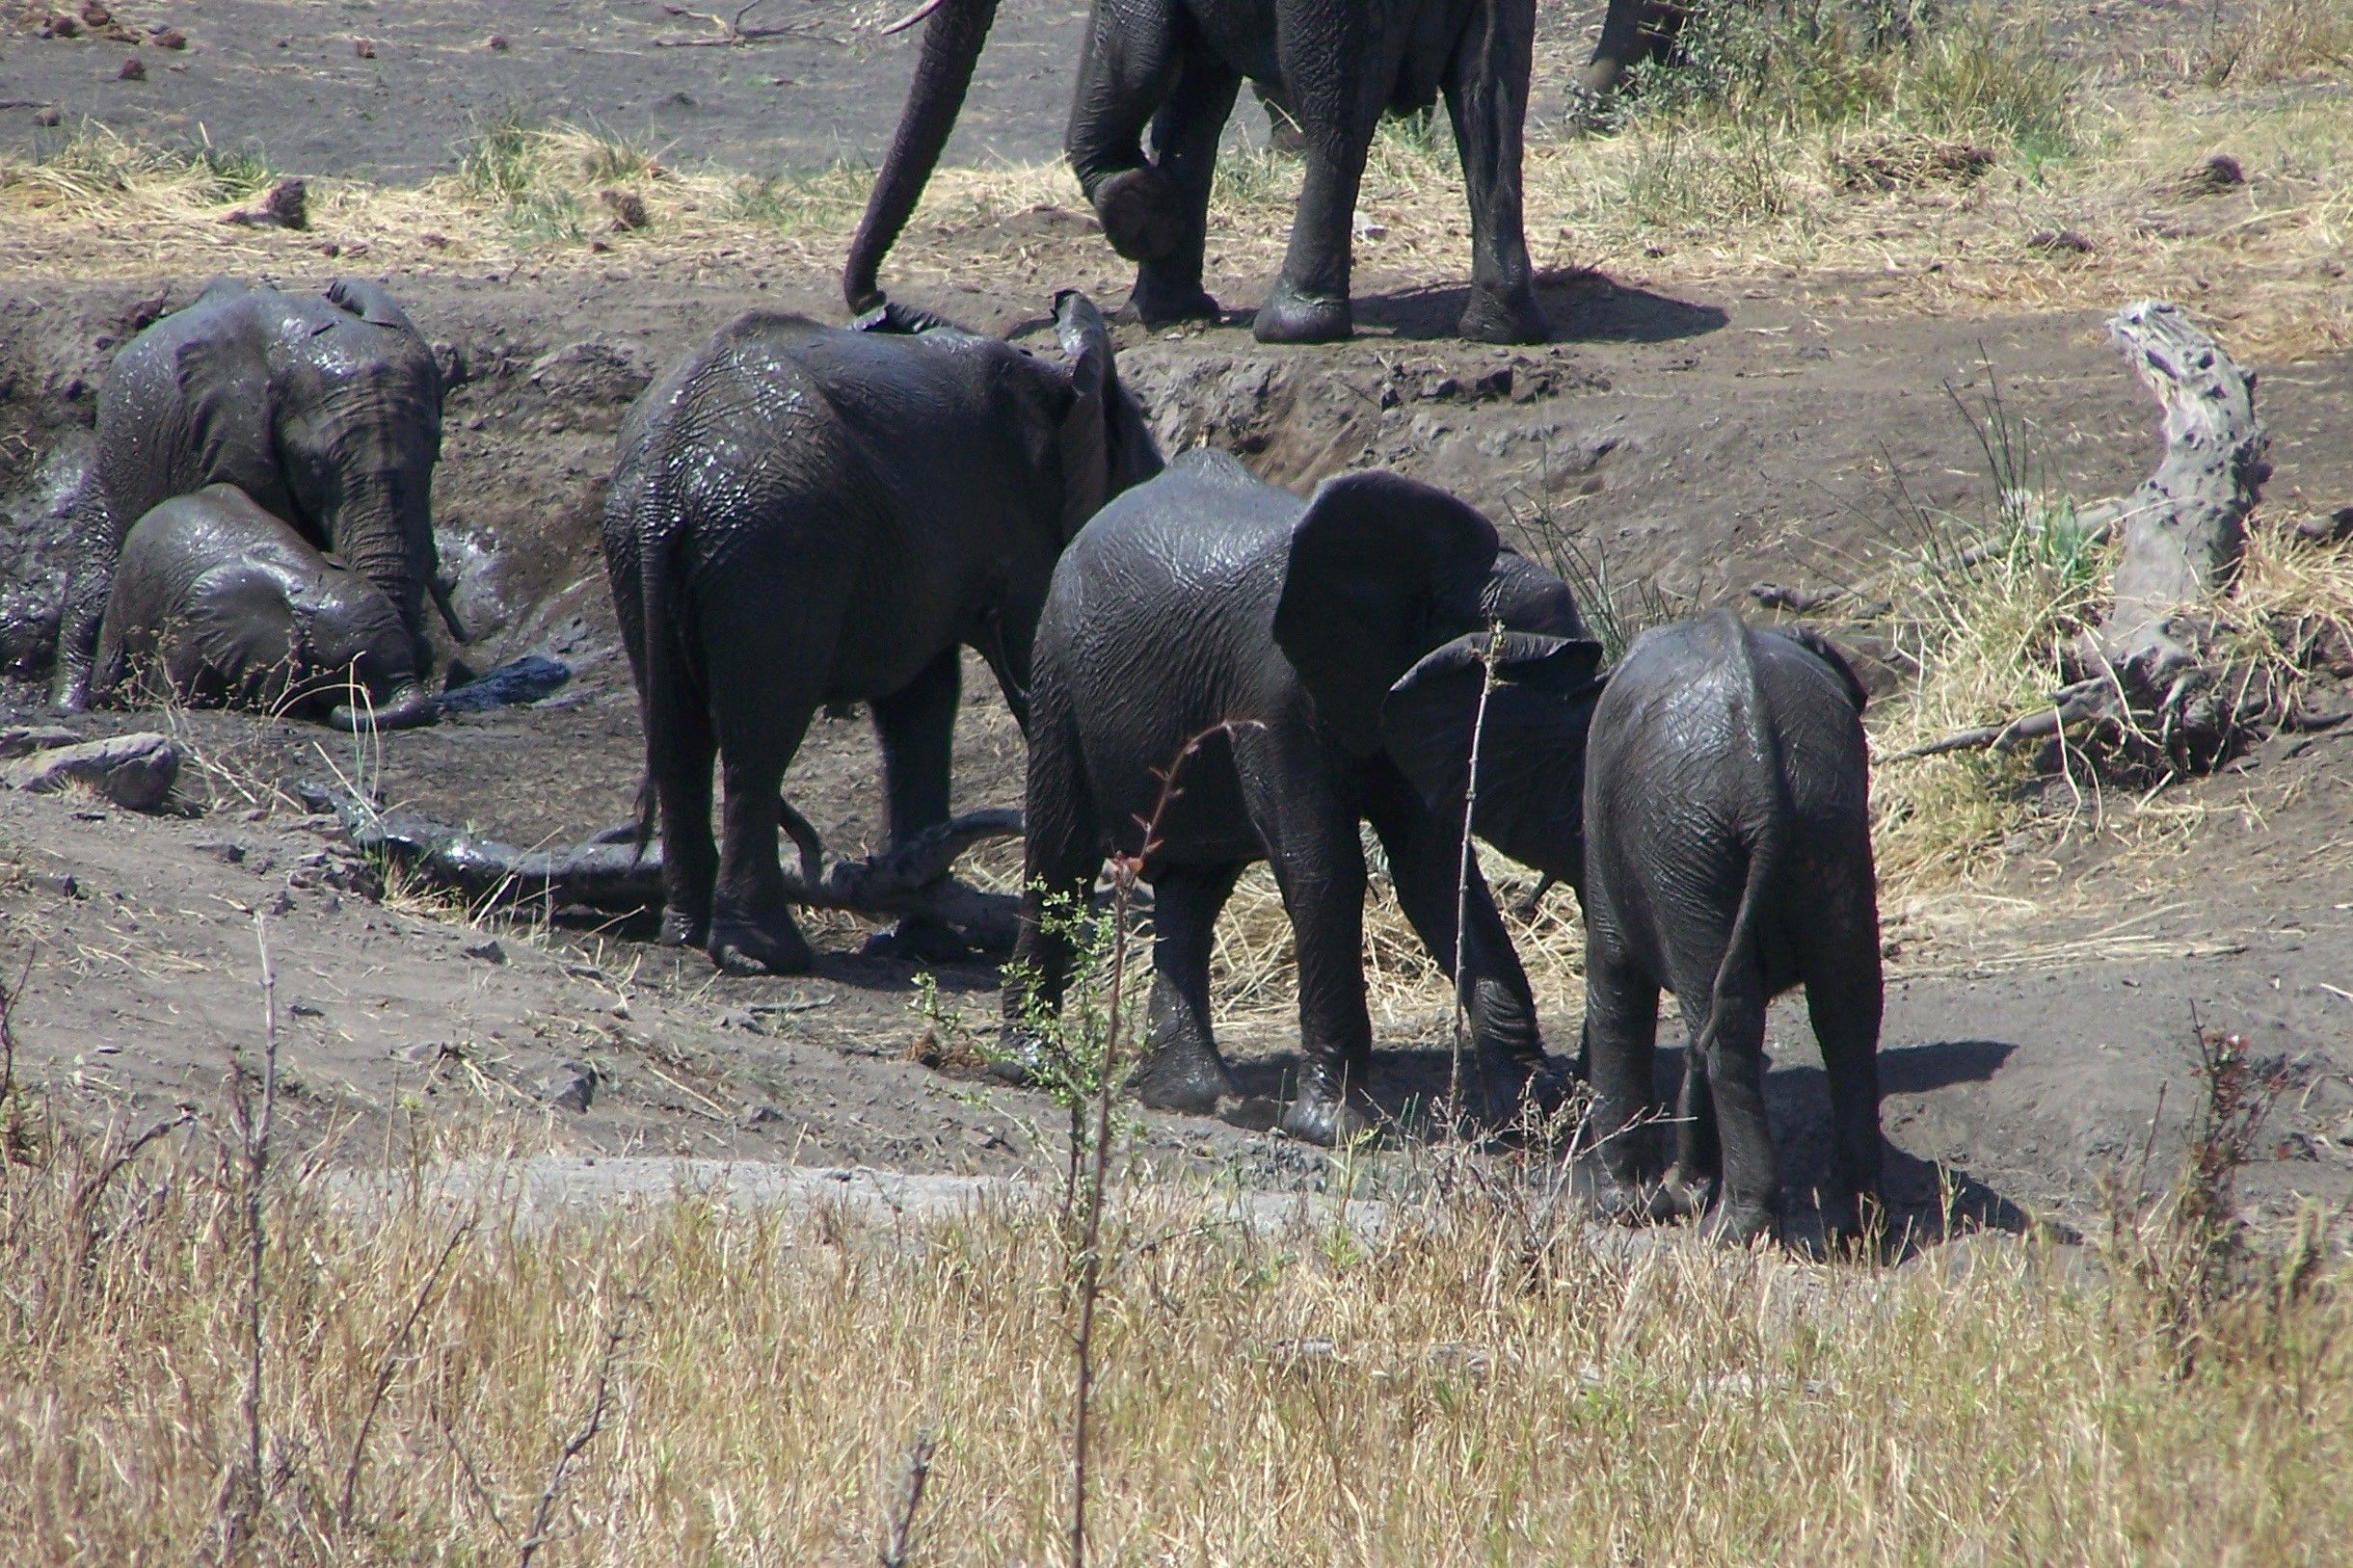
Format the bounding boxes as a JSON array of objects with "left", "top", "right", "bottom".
[{"left": 1336, "top": 270, "right": 1729, "bottom": 345}]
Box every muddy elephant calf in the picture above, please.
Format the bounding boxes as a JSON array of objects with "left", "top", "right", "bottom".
[{"left": 94, "top": 484, "right": 438, "bottom": 731}]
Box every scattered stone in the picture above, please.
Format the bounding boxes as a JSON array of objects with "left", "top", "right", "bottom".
[
  {"left": 420, "top": 230, "right": 450, "bottom": 249},
  {"left": 80, "top": 1, "right": 112, "bottom": 24},
  {"left": 718, "top": 1009, "right": 767, "bottom": 1035},
  {"left": 116, "top": 53, "right": 145, "bottom": 81},
  {"left": 536, "top": 1060, "right": 597, "bottom": 1113},
  {"left": 2180, "top": 152, "right": 2245, "bottom": 194},
  {"left": 737, "top": 1103, "right": 787, "bottom": 1128},
  {"left": 462, "top": 938, "right": 508, "bottom": 965},
  {"left": 1750, "top": 582, "right": 1843, "bottom": 613},
  {"left": 197, "top": 840, "right": 247, "bottom": 864},
  {"left": 0, "top": 726, "right": 79, "bottom": 759},
  {"left": 2026, "top": 227, "right": 2096, "bottom": 255},
  {"left": 1417, "top": 374, "right": 1458, "bottom": 401},
  {"left": 264, "top": 890, "right": 294, "bottom": 917},
  {"left": 5, "top": 731, "right": 178, "bottom": 811},
  {"left": 153, "top": 27, "right": 186, "bottom": 49},
  {"left": 1469, "top": 365, "right": 1513, "bottom": 401},
  {"left": 43, "top": 14, "right": 82, "bottom": 39},
  {"left": 354, "top": 37, "right": 376, "bottom": 58},
  {"left": 222, "top": 177, "right": 308, "bottom": 230},
  {"left": 33, "top": 106, "right": 62, "bottom": 127},
  {"left": 289, "top": 1002, "right": 324, "bottom": 1019},
  {"left": 400, "top": 1040, "right": 463, "bottom": 1066},
  {"left": 600, "top": 187, "right": 651, "bottom": 230},
  {"left": 486, "top": 33, "right": 511, "bottom": 50},
  {"left": 2292, "top": 505, "right": 2353, "bottom": 545}
]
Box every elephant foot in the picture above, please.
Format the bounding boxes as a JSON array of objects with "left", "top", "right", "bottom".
[
  {"left": 659, "top": 905, "right": 710, "bottom": 949},
  {"left": 861, "top": 914, "right": 976, "bottom": 965},
  {"left": 1646, "top": 1168, "right": 1712, "bottom": 1224},
  {"left": 1817, "top": 1185, "right": 1885, "bottom": 1252},
  {"left": 708, "top": 915, "right": 814, "bottom": 977},
  {"left": 1577, "top": 1162, "right": 1654, "bottom": 1227},
  {"left": 1252, "top": 278, "right": 1353, "bottom": 344},
  {"left": 1124, "top": 273, "right": 1222, "bottom": 330},
  {"left": 988, "top": 1026, "right": 1052, "bottom": 1086},
  {"left": 1130, "top": 1038, "right": 1243, "bottom": 1117},
  {"left": 1278, "top": 1061, "right": 1379, "bottom": 1147},
  {"left": 1091, "top": 166, "right": 1188, "bottom": 264},
  {"left": 1457, "top": 283, "right": 1549, "bottom": 345},
  {"left": 1702, "top": 1195, "right": 1780, "bottom": 1249},
  {"left": 1473, "top": 1052, "right": 1572, "bottom": 1134}
]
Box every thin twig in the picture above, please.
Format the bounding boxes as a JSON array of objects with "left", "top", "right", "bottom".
[
  {"left": 215, "top": 914, "right": 282, "bottom": 1565},
  {"left": 879, "top": 1427, "right": 936, "bottom": 1568},
  {"left": 516, "top": 1294, "right": 636, "bottom": 1568},
  {"left": 337, "top": 1218, "right": 477, "bottom": 1528},
  {"left": 1446, "top": 623, "right": 1506, "bottom": 1133},
  {"left": 877, "top": 0, "right": 943, "bottom": 33}
]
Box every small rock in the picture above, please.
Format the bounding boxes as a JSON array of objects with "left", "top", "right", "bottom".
[
  {"left": 599, "top": 187, "right": 650, "bottom": 230},
  {"left": 537, "top": 1060, "right": 597, "bottom": 1113},
  {"left": 0, "top": 725, "right": 80, "bottom": 760},
  {"left": 486, "top": 33, "right": 510, "bottom": 50},
  {"left": 5, "top": 731, "right": 178, "bottom": 811},
  {"left": 265, "top": 890, "right": 294, "bottom": 917},
  {"left": 80, "top": 1, "right": 112, "bottom": 23},
  {"left": 154, "top": 27, "right": 186, "bottom": 49},
  {"left": 400, "top": 1040, "right": 462, "bottom": 1066},
  {"left": 1417, "top": 374, "right": 1458, "bottom": 401},
  {"left": 1750, "top": 582, "right": 1842, "bottom": 613},
  {"left": 198, "top": 840, "right": 247, "bottom": 864},
  {"left": 117, "top": 54, "right": 146, "bottom": 81},
  {"left": 2185, "top": 152, "right": 2244, "bottom": 192},
  {"left": 462, "top": 938, "right": 507, "bottom": 965},
  {"left": 2026, "top": 227, "right": 2095, "bottom": 255},
  {"left": 44, "top": 15, "right": 82, "bottom": 39},
  {"left": 354, "top": 37, "right": 376, "bottom": 58},
  {"left": 737, "top": 1103, "right": 787, "bottom": 1128},
  {"left": 33, "top": 107, "right": 62, "bottom": 127},
  {"left": 717, "top": 1008, "right": 766, "bottom": 1035},
  {"left": 289, "top": 1002, "right": 324, "bottom": 1019},
  {"left": 1469, "top": 365, "right": 1512, "bottom": 400}
]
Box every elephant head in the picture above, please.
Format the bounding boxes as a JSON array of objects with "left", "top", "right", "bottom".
[
  {"left": 842, "top": 0, "right": 1000, "bottom": 313},
  {"left": 1269, "top": 468, "right": 1605, "bottom": 880}
]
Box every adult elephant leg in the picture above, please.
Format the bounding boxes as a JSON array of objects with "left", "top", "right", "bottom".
[
  {"left": 1125, "top": 56, "right": 1242, "bottom": 328},
  {"left": 1254, "top": 32, "right": 1380, "bottom": 344},
  {"left": 1443, "top": 0, "right": 1548, "bottom": 344},
  {"left": 1132, "top": 860, "right": 1246, "bottom": 1114},
  {"left": 1064, "top": 0, "right": 1189, "bottom": 268},
  {"left": 1804, "top": 909, "right": 1885, "bottom": 1244},
  {"left": 653, "top": 690, "right": 719, "bottom": 951},
  {"left": 1580, "top": 940, "right": 1660, "bottom": 1222},
  {"left": 1363, "top": 775, "right": 1553, "bottom": 1129},
  {"left": 709, "top": 717, "right": 816, "bottom": 976},
  {"left": 1583, "top": 0, "right": 1684, "bottom": 102},
  {"left": 864, "top": 646, "right": 973, "bottom": 962},
  {"left": 999, "top": 687, "right": 1101, "bottom": 1077}
]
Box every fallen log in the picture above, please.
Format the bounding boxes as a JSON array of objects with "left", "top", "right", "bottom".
[{"left": 299, "top": 782, "right": 1026, "bottom": 952}]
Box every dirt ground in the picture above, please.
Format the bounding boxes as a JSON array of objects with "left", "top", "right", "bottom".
[{"left": 3, "top": 3, "right": 2352, "bottom": 1249}]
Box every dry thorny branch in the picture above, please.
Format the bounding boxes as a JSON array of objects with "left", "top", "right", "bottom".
[
  {"left": 516, "top": 1291, "right": 639, "bottom": 1568},
  {"left": 879, "top": 1427, "right": 936, "bottom": 1568},
  {"left": 655, "top": 1, "right": 816, "bottom": 45},
  {"left": 213, "top": 913, "right": 282, "bottom": 1566}
]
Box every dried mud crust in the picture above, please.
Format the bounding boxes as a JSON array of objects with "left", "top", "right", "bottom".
[{"left": 1, "top": 264, "right": 2351, "bottom": 1235}]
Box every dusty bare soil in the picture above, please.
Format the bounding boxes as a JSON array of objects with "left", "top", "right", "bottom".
[
  {"left": 4, "top": 251, "right": 2352, "bottom": 1246},
  {"left": 4, "top": 0, "right": 2353, "bottom": 1247}
]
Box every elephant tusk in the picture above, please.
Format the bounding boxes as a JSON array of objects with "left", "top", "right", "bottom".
[{"left": 877, "top": 0, "right": 942, "bottom": 34}]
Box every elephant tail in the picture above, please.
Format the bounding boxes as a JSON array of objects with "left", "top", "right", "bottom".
[
  {"left": 629, "top": 495, "right": 693, "bottom": 868},
  {"left": 1691, "top": 614, "right": 1789, "bottom": 1069}
]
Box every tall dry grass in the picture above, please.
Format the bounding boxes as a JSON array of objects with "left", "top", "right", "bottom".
[{"left": 2, "top": 1109, "right": 2348, "bottom": 1566}]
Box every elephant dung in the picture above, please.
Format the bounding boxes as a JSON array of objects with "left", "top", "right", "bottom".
[{"left": 5, "top": 731, "right": 179, "bottom": 811}]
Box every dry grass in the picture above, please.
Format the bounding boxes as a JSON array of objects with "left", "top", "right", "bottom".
[{"left": 3, "top": 1117, "right": 2349, "bottom": 1566}]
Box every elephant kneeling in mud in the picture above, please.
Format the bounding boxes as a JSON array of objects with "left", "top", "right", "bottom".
[
  {"left": 603, "top": 290, "right": 1162, "bottom": 977},
  {"left": 49, "top": 276, "right": 458, "bottom": 718},
  {"left": 94, "top": 484, "right": 438, "bottom": 731},
  {"left": 1574, "top": 610, "right": 1883, "bottom": 1246},
  {"left": 1008, "top": 449, "right": 1602, "bottom": 1145}
]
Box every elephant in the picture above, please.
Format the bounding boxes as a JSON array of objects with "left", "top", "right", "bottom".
[
  {"left": 842, "top": 0, "right": 1547, "bottom": 345},
  {"left": 50, "top": 277, "right": 458, "bottom": 729},
  {"left": 1574, "top": 609, "right": 1882, "bottom": 1246},
  {"left": 93, "top": 483, "right": 435, "bottom": 731},
  {"left": 602, "top": 290, "right": 1163, "bottom": 977},
  {"left": 1580, "top": 0, "right": 1695, "bottom": 107},
  {"left": 1004, "top": 447, "right": 1603, "bottom": 1146}
]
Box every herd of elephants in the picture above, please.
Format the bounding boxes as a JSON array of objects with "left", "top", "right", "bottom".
[{"left": 28, "top": 0, "right": 1885, "bottom": 1247}]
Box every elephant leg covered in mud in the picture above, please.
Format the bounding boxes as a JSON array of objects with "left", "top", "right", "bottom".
[{"left": 94, "top": 484, "right": 436, "bottom": 731}]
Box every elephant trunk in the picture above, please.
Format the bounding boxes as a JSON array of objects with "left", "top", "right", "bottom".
[
  {"left": 842, "top": 0, "right": 1002, "bottom": 312},
  {"left": 328, "top": 678, "right": 440, "bottom": 732},
  {"left": 329, "top": 471, "right": 438, "bottom": 664}
]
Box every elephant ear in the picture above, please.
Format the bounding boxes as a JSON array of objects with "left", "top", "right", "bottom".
[
  {"left": 170, "top": 313, "right": 290, "bottom": 516},
  {"left": 1382, "top": 630, "right": 1605, "bottom": 883},
  {"left": 1051, "top": 289, "right": 1117, "bottom": 536},
  {"left": 1270, "top": 470, "right": 1501, "bottom": 756}
]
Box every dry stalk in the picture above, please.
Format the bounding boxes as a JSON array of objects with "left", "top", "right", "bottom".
[
  {"left": 1445, "top": 622, "right": 1507, "bottom": 1134},
  {"left": 336, "top": 1217, "right": 479, "bottom": 1529},
  {"left": 879, "top": 1427, "right": 937, "bottom": 1568},
  {"left": 214, "top": 913, "right": 281, "bottom": 1565},
  {"left": 516, "top": 1291, "right": 638, "bottom": 1568}
]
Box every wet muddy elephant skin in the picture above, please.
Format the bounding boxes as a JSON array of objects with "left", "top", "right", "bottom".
[
  {"left": 1578, "top": 610, "right": 1883, "bottom": 1247},
  {"left": 94, "top": 484, "right": 434, "bottom": 731},
  {"left": 602, "top": 291, "right": 1162, "bottom": 977},
  {"left": 843, "top": 0, "right": 1547, "bottom": 345},
  {"left": 1007, "top": 448, "right": 1606, "bottom": 1146},
  {"left": 49, "top": 277, "right": 452, "bottom": 727}
]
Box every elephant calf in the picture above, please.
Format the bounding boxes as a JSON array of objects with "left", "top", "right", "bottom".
[
  {"left": 1576, "top": 610, "right": 1883, "bottom": 1246},
  {"left": 1010, "top": 449, "right": 1603, "bottom": 1144},
  {"left": 604, "top": 291, "right": 1162, "bottom": 976},
  {"left": 94, "top": 483, "right": 436, "bottom": 730}
]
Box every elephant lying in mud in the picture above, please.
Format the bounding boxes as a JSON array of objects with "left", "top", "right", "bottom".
[
  {"left": 844, "top": 0, "right": 1548, "bottom": 344},
  {"left": 51, "top": 278, "right": 459, "bottom": 727},
  {"left": 94, "top": 484, "right": 437, "bottom": 731},
  {"left": 603, "top": 290, "right": 1162, "bottom": 977},
  {"left": 1571, "top": 611, "right": 1883, "bottom": 1246},
  {"left": 1005, "top": 449, "right": 1599, "bottom": 1145}
]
